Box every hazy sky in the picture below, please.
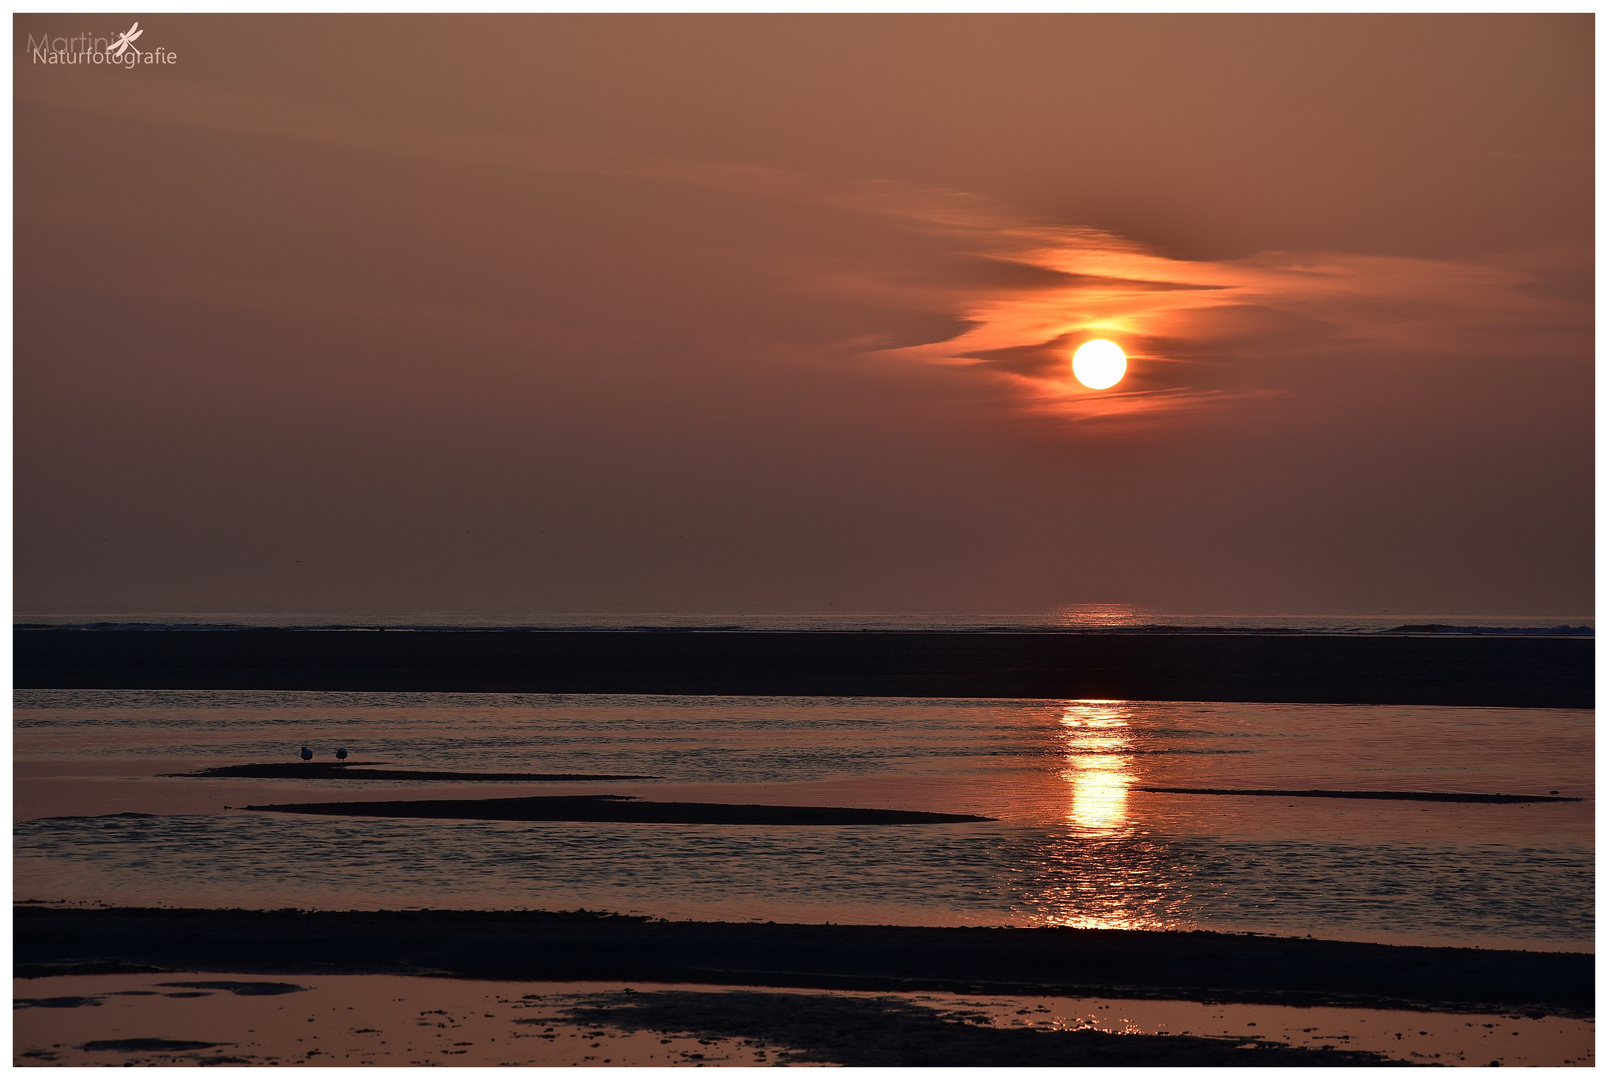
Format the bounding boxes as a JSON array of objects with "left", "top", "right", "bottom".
[{"left": 14, "top": 14, "right": 1593, "bottom": 616}]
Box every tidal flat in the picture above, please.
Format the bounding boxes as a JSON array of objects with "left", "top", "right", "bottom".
[
  {"left": 15, "top": 682, "right": 1594, "bottom": 1065},
  {"left": 15, "top": 907, "right": 1594, "bottom": 1018},
  {"left": 13, "top": 970, "right": 1594, "bottom": 1067}
]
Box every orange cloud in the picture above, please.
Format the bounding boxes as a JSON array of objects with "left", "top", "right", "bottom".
[{"left": 869, "top": 215, "right": 1588, "bottom": 423}]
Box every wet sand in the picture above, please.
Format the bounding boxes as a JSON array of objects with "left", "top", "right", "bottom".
[
  {"left": 16, "top": 907, "right": 1592, "bottom": 1019},
  {"left": 24, "top": 972, "right": 1594, "bottom": 1067},
  {"left": 14, "top": 627, "right": 1593, "bottom": 706}
]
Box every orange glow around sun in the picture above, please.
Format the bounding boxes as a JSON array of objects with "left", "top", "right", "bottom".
[{"left": 870, "top": 201, "right": 1579, "bottom": 426}]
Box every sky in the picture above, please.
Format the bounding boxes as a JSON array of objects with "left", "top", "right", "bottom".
[{"left": 13, "top": 14, "right": 1594, "bottom": 618}]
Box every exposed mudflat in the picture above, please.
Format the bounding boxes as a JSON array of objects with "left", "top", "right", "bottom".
[
  {"left": 1134, "top": 786, "right": 1582, "bottom": 804},
  {"left": 15, "top": 906, "right": 1593, "bottom": 1019},
  {"left": 243, "top": 794, "right": 994, "bottom": 825},
  {"left": 15, "top": 627, "right": 1593, "bottom": 707},
  {"left": 15, "top": 972, "right": 1594, "bottom": 1067}
]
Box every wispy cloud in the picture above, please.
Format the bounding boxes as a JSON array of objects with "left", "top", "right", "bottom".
[{"left": 866, "top": 217, "right": 1588, "bottom": 423}]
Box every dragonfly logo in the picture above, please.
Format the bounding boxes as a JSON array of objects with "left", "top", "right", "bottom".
[
  {"left": 26, "top": 20, "right": 177, "bottom": 68},
  {"left": 108, "top": 22, "right": 142, "bottom": 58}
]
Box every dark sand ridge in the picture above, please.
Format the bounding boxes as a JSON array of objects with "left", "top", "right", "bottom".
[
  {"left": 16, "top": 980, "right": 308, "bottom": 1009},
  {"left": 243, "top": 794, "right": 993, "bottom": 825},
  {"left": 554, "top": 989, "right": 1407, "bottom": 1066},
  {"left": 174, "top": 762, "right": 660, "bottom": 782},
  {"left": 17, "top": 992, "right": 1416, "bottom": 1068},
  {"left": 1135, "top": 786, "right": 1582, "bottom": 804},
  {"left": 15, "top": 907, "right": 1592, "bottom": 1019},
  {"left": 13, "top": 627, "right": 1593, "bottom": 707},
  {"left": 238, "top": 788, "right": 1580, "bottom": 823}
]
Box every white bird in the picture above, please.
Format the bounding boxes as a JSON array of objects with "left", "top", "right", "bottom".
[
  {"left": 335, "top": 747, "right": 348, "bottom": 761},
  {"left": 299, "top": 746, "right": 313, "bottom": 761}
]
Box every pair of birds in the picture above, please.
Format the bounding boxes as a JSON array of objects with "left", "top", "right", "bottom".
[{"left": 300, "top": 746, "right": 348, "bottom": 761}]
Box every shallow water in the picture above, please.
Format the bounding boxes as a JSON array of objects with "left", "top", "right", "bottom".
[{"left": 13, "top": 690, "right": 1593, "bottom": 950}]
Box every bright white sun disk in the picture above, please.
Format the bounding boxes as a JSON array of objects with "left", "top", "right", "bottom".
[{"left": 1072, "top": 339, "right": 1127, "bottom": 389}]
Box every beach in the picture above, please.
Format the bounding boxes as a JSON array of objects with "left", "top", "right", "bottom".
[
  {"left": 14, "top": 633, "right": 1595, "bottom": 1065},
  {"left": 16, "top": 907, "right": 1592, "bottom": 1016},
  {"left": 15, "top": 908, "right": 1594, "bottom": 1067},
  {"left": 20, "top": 971, "right": 1594, "bottom": 1067}
]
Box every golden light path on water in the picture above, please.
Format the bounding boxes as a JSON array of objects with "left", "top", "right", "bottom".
[
  {"left": 1036, "top": 699, "right": 1184, "bottom": 934},
  {"left": 1060, "top": 700, "right": 1136, "bottom": 833}
]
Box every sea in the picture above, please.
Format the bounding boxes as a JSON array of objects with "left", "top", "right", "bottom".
[{"left": 13, "top": 610, "right": 1594, "bottom": 954}]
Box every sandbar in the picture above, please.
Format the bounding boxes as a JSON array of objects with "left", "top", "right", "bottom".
[
  {"left": 14, "top": 627, "right": 1593, "bottom": 707},
  {"left": 14, "top": 906, "right": 1592, "bottom": 1019},
  {"left": 1136, "top": 786, "right": 1583, "bottom": 804},
  {"left": 243, "top": 793, "right": 993, "bottom": 825}
]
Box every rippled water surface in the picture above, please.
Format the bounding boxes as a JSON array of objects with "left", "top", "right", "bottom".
[{"left": 14, "top": 691, "right": 1593, "bottom": 950}]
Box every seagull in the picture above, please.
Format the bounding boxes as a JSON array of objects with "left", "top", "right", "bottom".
[
  {"left": 335, "top": 747, "right": 348, "bottom": 761},
  {"left": 300, "top": 746, "right": 313, "bottom": 761}
]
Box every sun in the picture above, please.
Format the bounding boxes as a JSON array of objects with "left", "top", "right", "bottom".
[{"left": 1071, "top": 339, "right": 1127, "bottom": 390}]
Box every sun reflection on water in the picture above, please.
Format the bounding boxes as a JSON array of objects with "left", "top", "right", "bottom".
[
  {"left": 1060, "top": 700, "right": 1136, "bottom": 835},
  {"left": 1028, "top": 699, "right": 1195, "bottom": 933}
]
